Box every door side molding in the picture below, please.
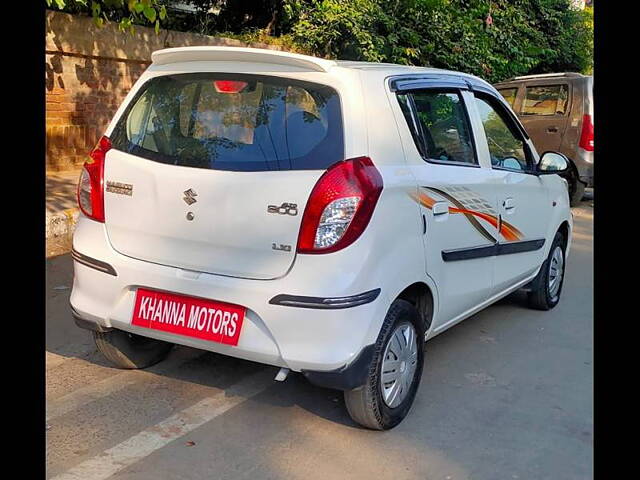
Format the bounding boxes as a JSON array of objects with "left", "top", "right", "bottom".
[{"left": 442, "top": 239, "right": 545, "bottom": 262}]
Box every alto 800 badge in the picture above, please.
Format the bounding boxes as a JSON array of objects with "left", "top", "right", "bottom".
[{"left": 106, "top": 181, "right": 133, "bottom": 196}]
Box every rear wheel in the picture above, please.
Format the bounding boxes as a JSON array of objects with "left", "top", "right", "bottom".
[
  {"left": 344, "top": 299, "right": 424, "bottom": 430},
  {"left": 94, "top": 330, "right": 173, "bottom": 369},
  {"left": 527, "top": 232, "right": 566, "bottom": 310}
]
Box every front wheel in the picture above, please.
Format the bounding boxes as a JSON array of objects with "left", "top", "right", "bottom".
[
  {"left": 527, "top": 232, "right": 566, "bottom": 310},
  {"left": 344, "top": 299, "right": 424, "bottom": 430}
]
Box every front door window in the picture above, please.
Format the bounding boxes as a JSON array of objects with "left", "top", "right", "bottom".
[{"left": 475, "top": 96, "right": 530, "bottom": 172}]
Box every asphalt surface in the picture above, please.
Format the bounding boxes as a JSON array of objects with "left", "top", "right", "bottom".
[{"left": 46, "top": 199, "right": 593, "bottom": 480}]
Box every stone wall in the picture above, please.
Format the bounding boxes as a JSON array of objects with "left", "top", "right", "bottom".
[{"left": 45, "top": 10, "right": 283, "bottom": 171}]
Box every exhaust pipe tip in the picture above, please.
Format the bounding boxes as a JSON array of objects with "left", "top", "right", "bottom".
[{"left": 274, "top": 367, "right": 290, "bottom": 382}]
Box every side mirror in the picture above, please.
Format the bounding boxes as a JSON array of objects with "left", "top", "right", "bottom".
[{"left": 537, "top": 151, "right": 569, "bottom": 175}]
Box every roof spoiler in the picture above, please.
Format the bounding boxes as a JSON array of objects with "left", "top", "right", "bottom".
[{"left": 151, "top": 46, "right": 337, "bottom": 73}]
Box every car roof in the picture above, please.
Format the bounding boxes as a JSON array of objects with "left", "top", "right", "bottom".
[
  {"left": 151, "top": 46, "right": 493, "bottom": 89},
  {"left": 495, "top": 72, "right": 590, "bottom": 86}
]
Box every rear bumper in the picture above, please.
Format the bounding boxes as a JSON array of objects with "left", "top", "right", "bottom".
[
  {"left": 572, "top": 149, "right": 593, "bottom": 187},
  {"left": 70, "top": 217, "right": 388, "bottom": 378}
]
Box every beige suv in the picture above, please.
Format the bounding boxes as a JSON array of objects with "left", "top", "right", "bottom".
[{"left": 494, "top": 73, "right": 593, "bottom": 206}]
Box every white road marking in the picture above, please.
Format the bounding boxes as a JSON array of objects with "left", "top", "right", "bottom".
[
  {"left": 50, "top": 369, "right": 274, "bottom": 480},
  {"left": 46, "top": 373, "right": 135, "bottom": 421},
  {"left": 46, "top": 347, "right": 204, "bottom": 421}
]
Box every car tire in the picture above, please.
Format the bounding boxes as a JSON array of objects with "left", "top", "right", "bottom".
[
  {"left": 344, "top": 299, "right": 424, "bottom": 430},
  {"left": 93, "top": 330, "right": 173, "bottom": 369},
  {"left": 527, "top": 232, "right": 566, "bottom": 311}
]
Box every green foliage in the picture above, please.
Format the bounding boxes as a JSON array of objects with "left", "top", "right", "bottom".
[
  {"left": 45, "top": 0, "right": 167, "bottom": 34},
  {"left": 281, "top": 0, "right": 593, "bottom": 81},
  {"left": 46, "top": 0, "right": 593, "bottom": 80}
]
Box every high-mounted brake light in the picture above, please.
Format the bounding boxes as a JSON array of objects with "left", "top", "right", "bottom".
[
  {"left": 213, "top": 80, "right": 248, "bottom": 94},
  {"left": 579, "top": 114, "right": 594, "bottom": 152},
  {"left": 297, "top": 157, "right": 383, "bottom": 254},
  {"left": 77, "top": 136, "right": 111, "bottom": 222}
]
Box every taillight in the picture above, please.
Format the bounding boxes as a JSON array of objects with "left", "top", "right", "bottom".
[
  {"left": 297, "top": 157, "right": 383, "bottom": 254},
  {"left": 579, "top": 114, "right": 594, "bottom": 151},
  {"left": 77, "top": 136, "right": 111, "bottom": 222}
]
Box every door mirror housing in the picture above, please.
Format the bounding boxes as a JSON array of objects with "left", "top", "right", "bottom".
[{"left": 537, "top": 151, "right": 570, "bottom": 175}]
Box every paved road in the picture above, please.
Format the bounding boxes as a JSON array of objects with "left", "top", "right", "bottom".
[{"left": 46, "top": 201, "right": 593, "bottom": 480}]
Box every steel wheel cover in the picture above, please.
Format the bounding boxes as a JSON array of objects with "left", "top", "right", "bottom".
[
  {"left": 548, "top": 245, "right": 564, "bottom": 299},
  {"left": 380, "top": 322, "right": 419, "bottom": 408}
]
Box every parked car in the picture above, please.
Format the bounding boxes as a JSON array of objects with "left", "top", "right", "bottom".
[
  {"left": 494, "top": 73, "right": 594, "bottom": 206},
  {"left": 71, "top": 47, "right": 572, "bottom": 430}
]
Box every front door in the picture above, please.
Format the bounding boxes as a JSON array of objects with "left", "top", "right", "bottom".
[{"left": 470, "top": 91, "right": 553, "bottom": 292}]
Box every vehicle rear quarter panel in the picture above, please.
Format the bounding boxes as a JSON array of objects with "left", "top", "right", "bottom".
[
  {"left": 282, "top": 68, "right": 429, "bottom": 347},
  {"left": 359, "top": 71, "right": 434, "bottom": 334}
]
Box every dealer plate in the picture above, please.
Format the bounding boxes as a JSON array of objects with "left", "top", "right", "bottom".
[{"left": 131, "top": 288, "right": 245, "bottom": 346}]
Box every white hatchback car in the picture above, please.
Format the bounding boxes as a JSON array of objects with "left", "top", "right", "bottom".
[{"left": 71, "top": 47, "right": 572, "bottom": 430}]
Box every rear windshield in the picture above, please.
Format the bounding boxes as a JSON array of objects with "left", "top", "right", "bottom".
[{"left": 110, "top": 73, "right": 344, "bottom": 172}]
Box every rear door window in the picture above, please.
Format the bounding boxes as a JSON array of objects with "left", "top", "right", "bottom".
[
  {"left": 522, "top": 84, "right": 569, "bottom": 116},
  {"left": 110, "top": 73, "right": 344, "bottom": 172},
  {"left": 397, "top": 90, "right": 477, "bottom": 165}
]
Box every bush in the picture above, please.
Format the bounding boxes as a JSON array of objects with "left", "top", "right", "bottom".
[{"left": 283, "top": 0, "right": 593, "bottom": 82}]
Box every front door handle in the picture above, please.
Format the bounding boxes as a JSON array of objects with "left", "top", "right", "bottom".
[
  {"left": 432, "top": 201, "right": 450, "bottom": 216},
  {"left": 503, "top": 197, "right": 516, "bottom": 210}
]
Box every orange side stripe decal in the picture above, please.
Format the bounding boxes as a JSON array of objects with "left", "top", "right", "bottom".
[{"left": 410, "top": 189, "right": 524, "bottom": 242}]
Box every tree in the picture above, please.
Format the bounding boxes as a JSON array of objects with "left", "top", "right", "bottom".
[
  {"left": 45, "top": 0, "right": 168, "bottom": 34},
  {"left": 46, "top": 0, "right": 593, "bottom": 80},
  {"left": 281, "top": 0, "right": 593, "bottom": 82}
]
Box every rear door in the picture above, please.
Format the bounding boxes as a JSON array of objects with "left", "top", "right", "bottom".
[
  {"left": 391, "top": 79, "right": 500, "bottom": 329},
  {"left": 518, "top": 81, "right": 571, "bottom": 153},
  {"left": 104, "top": 73, "right": 344, "bottom": 280}
]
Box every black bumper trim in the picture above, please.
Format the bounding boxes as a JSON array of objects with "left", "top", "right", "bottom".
[
  {"left": 269, "top": 288, "right": 381, "bottom": 310},
  {"left": 302, "top": 344, "right": 375, "bottom": 391},
  {"left": 71, "top": 305, "right": 113, "bottom": 333},
  {"left": 71, "top": 248, "right": 118, "bottom": 276}
]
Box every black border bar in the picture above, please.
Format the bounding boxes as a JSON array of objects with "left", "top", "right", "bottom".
[
  {"left": 71, "top": 248, "right": 118, "bottom": 276},
  {"left": 442, "top": 239, "right": 545, "bottom": 262},
  {"left": 269, "top": 288, "right": 381, "bottom": 309}
]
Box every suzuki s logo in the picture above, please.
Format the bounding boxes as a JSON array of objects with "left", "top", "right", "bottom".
[{"left": 183, "top": 188, "right": 198, "bottom": 206}]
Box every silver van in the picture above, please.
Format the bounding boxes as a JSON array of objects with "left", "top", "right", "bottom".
[{"left": 494, "top": 73, "right": 593, "bottom": 205}]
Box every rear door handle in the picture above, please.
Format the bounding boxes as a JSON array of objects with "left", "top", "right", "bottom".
[
  {"left": 547, "top": 126, "right": 558, "bottom": 133},
  {"left": 503, "top": 197, "right": 515, "bottom": 210},
  {"left": 432, "top": 201, "right": 450, "bottom": 217}
]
